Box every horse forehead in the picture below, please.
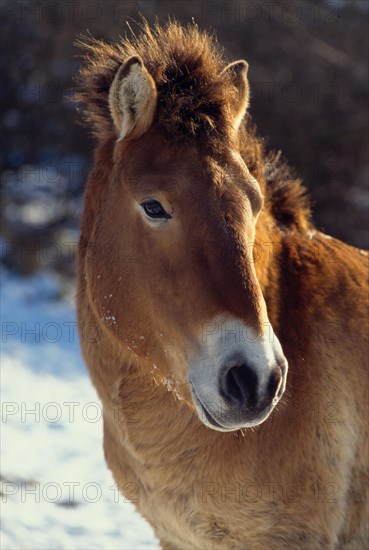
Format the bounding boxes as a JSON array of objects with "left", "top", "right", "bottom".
[
  {"left": 124, "top": 139, "right": 202, "bottom": 180},
  {"left": 203, "top": 152, "right": 248, "bottom": 189},
  {"left": 123, "top": 135, "right": 244, "bottom": 192}
]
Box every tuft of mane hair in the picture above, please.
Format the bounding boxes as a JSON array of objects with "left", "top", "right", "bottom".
[
  {"left": 264, "top": 149, "right": 311, "bottom": 230},
  {"left": 238, "top": 120, "right": 311, "bottom": 231},
  {"left": 76, "top": 19, "right": 234, "bottom": 144},
  {"left": 76, "top": 18, "right": 311, "bottom": 231}
]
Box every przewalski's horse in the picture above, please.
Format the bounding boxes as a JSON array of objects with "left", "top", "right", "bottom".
[{"left": 76, "top": 21, "right": 368, "bottom": 549}]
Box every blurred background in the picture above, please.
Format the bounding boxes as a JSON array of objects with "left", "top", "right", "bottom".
[{"left": 0, "top": 1, "right": 368, "bottom": 549}]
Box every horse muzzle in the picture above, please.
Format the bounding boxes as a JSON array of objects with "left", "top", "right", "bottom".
[{"left": 188, "top": 315, "right": 288, "bottom": 432}]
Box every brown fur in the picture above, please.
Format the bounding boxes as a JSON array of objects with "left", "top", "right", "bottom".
[
  {"left": 77, "top": 20, "right": 233, "bottom": 145},
  {"left": 77, "top": 20, "right": 368, "bottom": 549}
]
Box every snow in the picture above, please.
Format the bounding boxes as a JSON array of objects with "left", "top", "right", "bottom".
[{"left": 0, "top": 268, "right": 159, "bottom": 550}]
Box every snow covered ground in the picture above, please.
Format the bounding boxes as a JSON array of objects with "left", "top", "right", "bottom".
[{"left": 1, "top": 268, "right": 159, "bottom": 549}]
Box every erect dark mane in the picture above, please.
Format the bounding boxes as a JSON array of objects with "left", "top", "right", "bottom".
[
  {"left": 76, "top": 19, "right": 235, "bottom": 145},
  {"left": 76, "top": 19, "right": 311, "bottom": 231},
  {"left": 238, "top": 121, "right": 311, "bottom": 230},
  {"left": 263, "top": 150, "right": 311, "bottom": 230}
]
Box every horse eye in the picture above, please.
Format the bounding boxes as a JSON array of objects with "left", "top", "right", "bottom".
[{"left": 141, "top": 199, "right": 171, "bottom": 220}]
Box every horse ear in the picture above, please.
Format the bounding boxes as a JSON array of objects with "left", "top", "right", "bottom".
[
  {"left": 221, "top": 60, "right": 249, "bottom": 132},
  {"left": 109, "top": 56, "right": 157, "bottom": 142}
]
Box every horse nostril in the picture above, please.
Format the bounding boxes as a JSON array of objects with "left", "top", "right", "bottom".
[
  {"left": 220, "top": 363, "right": 259, "bottom": 407},
  {"left": 267, "top": 367, "right": 283, "bottom": 401}
]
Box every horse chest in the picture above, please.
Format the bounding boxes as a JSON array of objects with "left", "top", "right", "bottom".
[
  {"left": 133, "top": 463, "right": 239, "bottom": 548},
  {"left": 116, "top": 434, "right": 273, "bottom": 548},
  {"left": 112, "top": 425, "right": 239, "bottom": 546}
]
